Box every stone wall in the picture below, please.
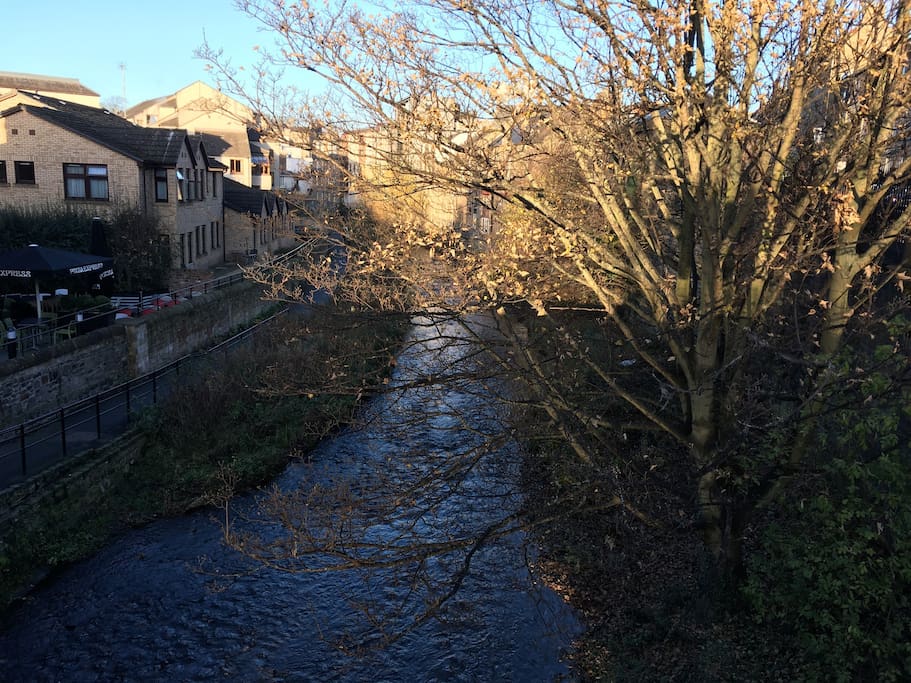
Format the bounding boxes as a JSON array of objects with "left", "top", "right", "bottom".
[
  {"left": 122, "top": 280, "right": 273, "bottom": 375},
  {"left": 0, "top": 326, "right": 130, "bottom": 427},
  {"left": 0, "top": 431, "right": 148, "bottom": 543},
  {"left": 0, "top": 280, "right": 274, "bottom": 427}
]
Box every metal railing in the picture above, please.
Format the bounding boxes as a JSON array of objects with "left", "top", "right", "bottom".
[
  {"left": 109, "top": 269, "right": 249, "bottom": 314},
  {"left": 0, "top": 309, "right": 285, "bottom": 492},
  {"left": 4, "top": 269, "right": 252, "bottom": 356}
]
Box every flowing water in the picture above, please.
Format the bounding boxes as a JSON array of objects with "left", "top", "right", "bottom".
[{"left": 0, "top": 314, "right": 581, "bottom": 681}]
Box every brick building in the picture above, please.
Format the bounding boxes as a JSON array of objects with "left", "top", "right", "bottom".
[{"left": 0, "top": 91, "right": 226, "bottom": 278}]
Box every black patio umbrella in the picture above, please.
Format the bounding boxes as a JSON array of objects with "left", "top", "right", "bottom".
[
  {"left": 0, "top": 244, "right": 114, "bottom": 319},
  {"left": 90, "top": 217, "right": 112, "bottom": 257}
]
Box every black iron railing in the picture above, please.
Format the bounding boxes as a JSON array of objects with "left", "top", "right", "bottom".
[{"left": 0, "top": 309, "right": 285, "bottom": 491}]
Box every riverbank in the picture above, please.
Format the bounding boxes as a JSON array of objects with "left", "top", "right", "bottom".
[
  {"left": 521, "top": 439, "right": 800, "bottom": 681},
  {"left": 513, "top": 310, "right": 911, "bottom": 681},
  {"left": 0, "top": 309, "right": 409, "bottom": 615},
  {"left": 506, "top": 317, "right": 803, "bottom": 680}
]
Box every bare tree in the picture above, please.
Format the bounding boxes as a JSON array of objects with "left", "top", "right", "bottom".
[{"left": 205, "top": 0, "right": 911, "bottom": 579}]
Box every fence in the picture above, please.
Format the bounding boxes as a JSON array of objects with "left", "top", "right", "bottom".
[
  {"left": 3, "top": 269, "right": 253, "bottom": 358},
  {"left": 108, "top": 270, "right": 249, "bottom": 314},
  {"left": 0, "top": 308, "right": 286, "bottom": 492}
]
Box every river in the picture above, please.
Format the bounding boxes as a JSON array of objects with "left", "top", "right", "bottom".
[{"left": 0, "top": 313, "right": 581, "bottom": 681}]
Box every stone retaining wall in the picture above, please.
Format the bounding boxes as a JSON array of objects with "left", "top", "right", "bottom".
[
  {"left": 0, "top": 280, "right": 274, "bottom": 427},
  {"left": 0, "top": 431, "right": 147, "bottom": 540}
]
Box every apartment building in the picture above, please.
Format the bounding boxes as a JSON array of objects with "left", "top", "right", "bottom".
[
  {"left": 125, "top": 81, "right": 273, "bottom": 190},
  {"left": 0, "top": 71, "right": 101, "bottom": 108},
  {"left": 341, "top": 106, "right": 509, "bottom": 240},
  {"left": 127, "top": 82, "right": 351, "bottom": 222},
  {"left": 127, "top": 82, "right": 310, "bottom": 191}
]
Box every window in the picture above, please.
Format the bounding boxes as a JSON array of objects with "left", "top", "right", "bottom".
[
  {"left": 154, "top": 168, "right": 168, "bottom": 202},
  {"left": 212, "top": 172, "right": 218, "bottom": 197},
  {"left": 0, "top": 161, "right": 7, "bottom": 184},
  {"left": 64, "top": 164, "right": 108, "bottom": 200},
  {"left": 179, "top": 234, "right": 187, "bottom": 268},
  {"left": 176, "top": 169, "right": 185, "bottom": 201},
  {"left": 201, "top": 224, "right": 207, "bottom": 253},
  {"left": 229, "top": 159, "right": 242, "bottom": 174},
  {"left": 185, "top": 168, "right": 200, "bottom": 201},
  {"left": 14, "top": 161, "right": 35, "bottom": 185},
  {"left": 195, "top": 226, "right": 201, "bottom": 256},
  {"left": 187, "top": 232, "right": 194, "bottom": 263},
  {"left": 195, "top": 169, "right": 202, "bottom": 200}
]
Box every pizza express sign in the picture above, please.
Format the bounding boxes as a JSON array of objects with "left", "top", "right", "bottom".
[
  {"left": 0, "top": 269, "right": 31, "bottom": 278},
  {"left": 0, "top": 262, "right": 105, "bottom": 278},
  {"left": 68, "top": 262, "right": 104, "bottom": 275}
]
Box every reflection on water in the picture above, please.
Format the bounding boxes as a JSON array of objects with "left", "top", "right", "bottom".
[{"left": 0, "top": 314, "right": 581, "bottom": 681}]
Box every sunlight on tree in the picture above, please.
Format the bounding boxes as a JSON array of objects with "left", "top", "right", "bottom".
[{"left": 203, "top": 0, "right": 911, "bottom": 636}]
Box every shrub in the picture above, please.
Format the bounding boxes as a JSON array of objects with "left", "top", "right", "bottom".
[
  {"left": 743, "top": 331, "right": 911, "bottom": 681},
  {"left": 0, "top": 206, "right": 90, "bottom": 252},
  {"left": 0, "top": 205, "right": 170, "bottom": 293}
]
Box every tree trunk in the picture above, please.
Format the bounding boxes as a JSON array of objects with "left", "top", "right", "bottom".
[
  {"left": 696, "top": 469, "right": 724, "bottom": 559},
  {"left": 689, "top": 315, "right": 724, "bottom": 559},
  {"left": 821, "top": 266, "right": 854, "bottom": 356}
]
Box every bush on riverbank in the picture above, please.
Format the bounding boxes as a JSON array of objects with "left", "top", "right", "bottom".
[
  {"left": 516, "top": 312, "right": 911, "bottom": 681},
  {"left": 742, "top": 338, "right": 911, "bottom": 682},
  {"left": 0, "top": 309, "right": 408, "bottom": 614}
]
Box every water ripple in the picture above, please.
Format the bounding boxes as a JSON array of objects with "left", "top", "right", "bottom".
[{"left": 0, "top": 314, "right": 581, "bottom": 681}]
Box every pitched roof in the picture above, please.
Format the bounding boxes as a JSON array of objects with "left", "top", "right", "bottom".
[
  {"left": 223, "top": 177, "right": 287, "bottom": 215},
  {"left": 124, "top": 94, "right": 174, "bottom": 118},
  {"left": 197, "top": 130, "right": 252, "bottom": 159},
  {"left": 0, "top": 71, "right": 98, "bottom": 97},
  {"left": 5, "top": 93, "right": 190, "bottom": 165},
  {"left": 189, "top": 134, "right": 228, "bottom": 170}
]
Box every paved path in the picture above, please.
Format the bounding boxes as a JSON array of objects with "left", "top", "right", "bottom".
[{"left": 0, "top": 364, "right": 175, "bottom": 491}]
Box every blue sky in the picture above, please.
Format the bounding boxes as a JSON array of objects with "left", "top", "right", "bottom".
[{"left": 3, "top": 0, "right": 323, "bottom": 107}]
